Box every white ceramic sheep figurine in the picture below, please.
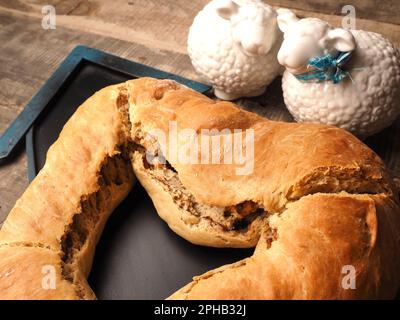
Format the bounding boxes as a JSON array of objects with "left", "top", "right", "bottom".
[
  {"left": 188, "top": 0, "right": 282, "bottom": 100},
  {"left": 276, "top": 9, "right": 400, "bottom": 138}
]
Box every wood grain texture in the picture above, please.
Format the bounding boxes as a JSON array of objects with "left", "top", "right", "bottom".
[
  {"left": 0, "top": 0, "right": 399, "bottom": 49},
  {"left": 268, "top": 0, "right": 400, "bottom": 26},
  {"left": 0, "top": 0, "right": 209, "bottom": 54},
  {"left": 0, "top": 0, "right": 399, "bottom": 227}
]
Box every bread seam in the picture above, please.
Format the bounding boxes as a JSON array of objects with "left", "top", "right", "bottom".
[
  {"left": 286, "top": 166, "right": 392, "bottom": 202},
  {"left": 130, "top": 147, "right": 269, "bottom": 248},
  {"left": 56, "top": 85, "right": 134, "bottom": 299}
]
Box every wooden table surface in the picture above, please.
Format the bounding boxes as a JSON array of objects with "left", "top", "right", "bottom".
[{"left": 0, "top": 0, "right": 400, "bottom": 226}]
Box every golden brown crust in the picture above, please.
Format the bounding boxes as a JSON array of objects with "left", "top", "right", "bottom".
[
  {"left": 0, "top": 77, "right": 399, "bottom": 299},
  {"left": 127, "top": 78, "right": 393, "bottom": 212},
  {"left": 0, "top": 84, "right": 135, "bottom": 299},
  {"left": 0, "top": 245, "right": 81, "bottom": 300},
  {"left": 168, "top": 193, "right": 400, "bottom": 299},
  {"left": 0, "top": 85, "right": 131, "bottom": 247}
]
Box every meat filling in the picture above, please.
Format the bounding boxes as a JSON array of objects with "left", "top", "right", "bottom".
[
  {"left": 133, "top": 145, "right": 266, "bottom": 232},
  {"left": 224, "top": 202, "right": 266, "bottom": 231}
]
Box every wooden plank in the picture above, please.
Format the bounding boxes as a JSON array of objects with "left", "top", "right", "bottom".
[
  {"left": 0, "top": 0, "right": 399, "bottom": 50},
  {"left": 268, "top": 0, "right": 400, "bottom": 26},
  {"left": 0, "top": 0, "right": 209, "bottom": 54}
]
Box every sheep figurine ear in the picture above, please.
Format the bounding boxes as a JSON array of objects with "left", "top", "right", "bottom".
[
  {"left": 216, "top": 0, "right": 239, "bottom": 20},
  {"left": 276, "top": 8, "right": 299, "bottom": 33},
  {"left": 326, "top": 28, "right": 356, "bottom": 52}
]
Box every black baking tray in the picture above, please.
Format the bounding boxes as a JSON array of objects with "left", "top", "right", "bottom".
[{"left": 25, "top": 45, "right": 253, "bottom": 299}]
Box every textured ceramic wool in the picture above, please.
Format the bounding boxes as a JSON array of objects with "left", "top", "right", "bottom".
[
  {"left": 188, "top": 0, "right": 282, "bottom": 100},
  {"left": 282, "top": 30, "right": 400, "bottom": 138}
]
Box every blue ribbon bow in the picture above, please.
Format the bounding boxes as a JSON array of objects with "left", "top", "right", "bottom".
[{"left": 295, "top": 51, "right": 353, "bottom": 84}]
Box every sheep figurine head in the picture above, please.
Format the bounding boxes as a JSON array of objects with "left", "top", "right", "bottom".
[
  {"left": 188, "top": 0, "right": 282, "bottom": 100},
  {"left": 277, "top": 8, "right": 356, "bottom": 75},
  {"left": 217, "top": 0, "right": 279, "bottom": 56},
  {"left": 275, "top": 9, "right": 400, "bottom": 138}
]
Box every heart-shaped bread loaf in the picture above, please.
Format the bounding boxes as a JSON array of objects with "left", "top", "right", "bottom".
[{"left": 0, "top": 78, "right": 399, "bottom": 299}]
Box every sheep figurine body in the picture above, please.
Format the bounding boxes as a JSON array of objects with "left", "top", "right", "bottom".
[
  {"left": 188, "top": 0, "right": 282, "bottom": 100},
  {"left": 277, "top": 9, "right": 400, "bottom": 137}
]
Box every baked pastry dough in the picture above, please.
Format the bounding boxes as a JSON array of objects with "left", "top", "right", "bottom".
[{"left": 0, "top": 78, "right": 399, "bottom": 299}]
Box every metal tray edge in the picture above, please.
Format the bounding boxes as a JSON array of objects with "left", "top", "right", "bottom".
[{"left": 25, "top": 45, "right": 210, "bottom": 181}]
